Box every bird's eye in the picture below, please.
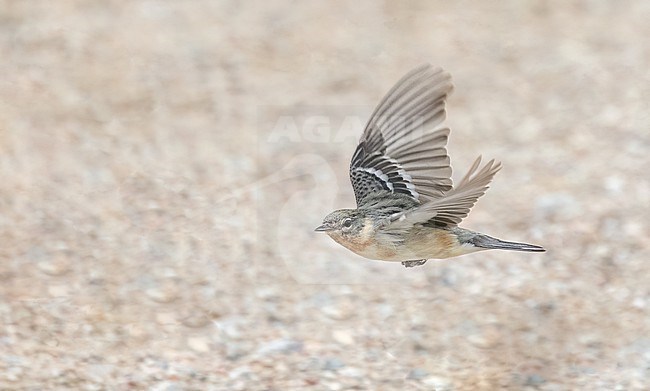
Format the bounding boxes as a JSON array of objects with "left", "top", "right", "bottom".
[{"left": 342, "top": 218, "right": 353, "bottom": 228}]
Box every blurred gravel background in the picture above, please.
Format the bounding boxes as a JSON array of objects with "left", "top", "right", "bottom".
[{"left": 1, "top": 1, "right": 649, "bottom": 389}]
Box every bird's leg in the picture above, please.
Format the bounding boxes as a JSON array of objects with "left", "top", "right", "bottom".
[{"left": 401, "top": 259, "right": 427, "bottom": 268}]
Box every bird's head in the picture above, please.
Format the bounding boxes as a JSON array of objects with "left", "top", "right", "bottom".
[{"left": 315, "top": 209, "right": 365, "bottom": 239}]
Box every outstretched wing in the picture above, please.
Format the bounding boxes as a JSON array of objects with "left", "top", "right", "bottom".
[
  {"left": 424, "top": 157, "right": 502, "bottom": 226},
  {"left": 350, "top": 64, "right": 454, "bottom": 207},
  {"left": 381, "top": 157, "right": 502, "bottom": 236}
]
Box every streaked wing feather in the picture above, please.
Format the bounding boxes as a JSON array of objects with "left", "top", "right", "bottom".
[
  {"left": 350, "top": 64, "right": 454, "bottom": 207},
  {"left": 423, "top": 157, "right": 502, "bottom": 226},
  {"left": 385, "top": 157, "right": 502, "bottom": 229}
]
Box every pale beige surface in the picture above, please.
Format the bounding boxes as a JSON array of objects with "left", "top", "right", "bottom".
[{"left": 1, "top": 1, "right": 649, "bottom": 390}]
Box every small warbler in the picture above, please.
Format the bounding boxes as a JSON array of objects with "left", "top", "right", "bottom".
[{"left": 315, "top": 64, "right": 545, "bottom": 267}]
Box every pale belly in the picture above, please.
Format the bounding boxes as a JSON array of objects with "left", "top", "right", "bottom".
[{"left": 329, "top": 226, "right": 481, "bottom": 262}]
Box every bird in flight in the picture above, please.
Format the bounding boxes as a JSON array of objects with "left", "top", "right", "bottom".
[{"left": 315, "top": 64, "right": 545, "bottom": 267}]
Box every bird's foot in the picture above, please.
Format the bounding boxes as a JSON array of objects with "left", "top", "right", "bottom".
[{"left": 401, "top": 259, "right": 427, "bottom": 268}]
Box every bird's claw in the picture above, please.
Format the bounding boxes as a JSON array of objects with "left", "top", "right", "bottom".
[{"left": 401, "top": 259, "right": 427, "bottom": 268}]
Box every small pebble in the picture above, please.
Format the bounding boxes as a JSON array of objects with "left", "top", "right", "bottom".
[
  {"left": 322, "top": 357, "right": 346, "bottom": 371},
  {"left": 187, "top": 336, "right": 210, "bottom": 353},
  {"left": 525, "top": 374, "right": 546, "bottom": 386},
  {"left": 422, "top": 375, "right": 453, "bottom": 390},
  {"left": 332, "top": 329, "right": 354, "bottom": 345},
  {"left": 407, "top": 368, "right": 429, "bottom": 380},
  {"left": 255, "top": 339, "right": 302, "bottom": 356}
]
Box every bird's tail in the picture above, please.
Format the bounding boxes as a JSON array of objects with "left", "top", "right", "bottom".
[{"left": 470, "top": 233, "right": 546, "bottom": 252}]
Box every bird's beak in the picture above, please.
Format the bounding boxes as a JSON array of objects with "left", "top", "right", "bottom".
[{"left": 314, "top": 224, "right": 333, "bottom": 232}]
